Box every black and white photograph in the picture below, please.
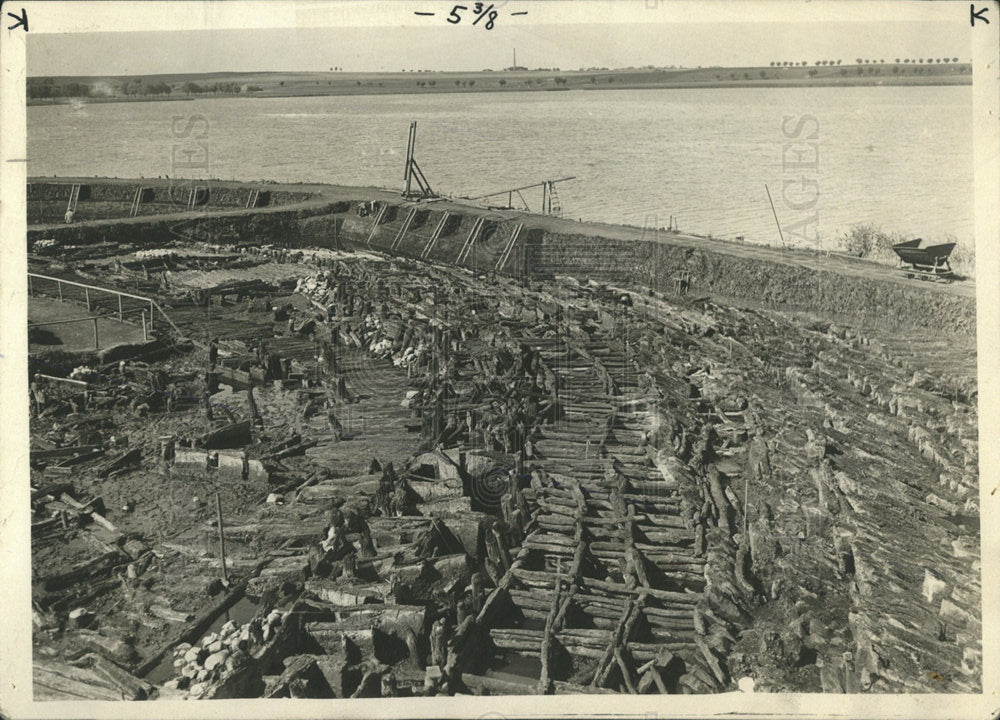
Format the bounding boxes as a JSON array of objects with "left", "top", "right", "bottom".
[{"left": 1, "top": 1, "right": 998, "bottom": 717}]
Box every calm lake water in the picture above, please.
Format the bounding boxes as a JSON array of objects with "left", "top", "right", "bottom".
[{"left": 27, "top": 85, "right": 974, "bottom": 248}]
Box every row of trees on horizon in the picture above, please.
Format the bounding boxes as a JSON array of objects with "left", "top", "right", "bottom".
[{"left": 771, "top": 58, "right": 964, "bottom": 67}]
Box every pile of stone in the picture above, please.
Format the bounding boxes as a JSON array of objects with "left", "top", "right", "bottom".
[{"left": 164, "top": 610, "right": 287, "bottom": 697}]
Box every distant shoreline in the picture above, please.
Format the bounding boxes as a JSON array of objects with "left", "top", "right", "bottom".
[{"left": 27, "top": 64, "right": 972, "bottom": 106}]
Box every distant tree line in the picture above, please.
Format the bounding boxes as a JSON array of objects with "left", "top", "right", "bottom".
[
  {"left": 27, "top": 78, "right": 104, "bottom": 98},
  {"left": 27, "top": 77, "right": 263, "bottom": 99},
  {"left": 768, "top": 58, "right": 962, "bottom": 68},
  {"left": 181, "top": 81, "right": 248, "bottom": 94}
]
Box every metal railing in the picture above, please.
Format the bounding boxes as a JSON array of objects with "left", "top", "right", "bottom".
[
  {"left": 28, "top": 306, "right": 151, "bottom": 349},
  {"left": 27, "top": 272, "right": 184, "bottom": 339}
]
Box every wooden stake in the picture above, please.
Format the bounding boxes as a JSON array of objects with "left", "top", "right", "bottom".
[
  {"left": 765, "top": 184, "right": 786, "bottom": 248},
  {"left": 743, "top": 472, "right": 750, "bottom": 536},
  {"left": 215, "top": 492, "right": 228, "bottom": 584}
]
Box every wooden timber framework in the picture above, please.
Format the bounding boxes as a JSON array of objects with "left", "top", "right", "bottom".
[{"left": 459, "top": 333, "right": 736, "bottom": 695}]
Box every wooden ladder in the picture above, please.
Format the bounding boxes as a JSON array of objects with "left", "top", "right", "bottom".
[
  {"left": 246, "top": 189, "right": 260, "bottom": 209},
  {"left": 66, "top": 184, "right": 81, "bottom": 215},
  {"left": 548, "top": 183, "right": 562, "bottom": 216},
  {"left": 128, "top": 187, "right": 144, "bottom": 217},
  {"left": 365, "top": 203, "right": 389, "bottom": 245},
  {"left": 421, "top": 212, "right": 450, "bottom": 259},
  {"left": 495, "top": 223, "right": 524, "bottom": 273},
  {"left": 391, "top": 207, "right": 418, "bottom": 252},
  {"left": 456, "top": 216, "right": 485, "bottom": 265}
]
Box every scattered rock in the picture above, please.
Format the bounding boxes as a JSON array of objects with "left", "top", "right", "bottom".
[
  {"left": 940, "top": 599, "right": 973, "bottom": 626},
  {"left": 952, "top": 537, "right": 976, "bottom": 559},
  {"left": 925, "top": 493, "right": 960, "bottom": 515},
  {"left": 204, "top": 649, "right": 230, "bottom": 671},
  {"left": 961, "top": 647, "right": 981, "bottom": 676},
  {"left": 68, "top": 607, "right": 95, "bottom": 629},
  {"left": 819, "top": 663, "right": 844, "bottom": 693},
  {"left": 922, "top": 569, "right": 949, "bottom": 604}
]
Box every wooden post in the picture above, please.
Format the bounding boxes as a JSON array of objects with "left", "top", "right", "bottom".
[
  {"left": 57, "top": 281, "right": 63, "bottom": 302},
  {"left": 149, "top": 301, "right": 155, "bottom": 332},
  {"left": 118, "top": 295, "right": 123, "bottom": 322},
  {"left": 743, "top": 472, "right": 750, "bottom": 536},
  {"left": 85, "top": 288, "right": 91, "bottom": 311},
  {"left": 215, "top": 492, "right": 228, "bottom": 584},
  {"left": 142, "top": 310, "right": 148, "bottom": 341},
  {"left": 93, "top": 317, "right": 100, "bottom": 349},
  {"left": 765, "top": 183, "right": 786, "bottom": 248}
]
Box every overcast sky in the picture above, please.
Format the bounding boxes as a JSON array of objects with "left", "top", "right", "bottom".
[{"left": 26, "top": 2, "right": 971, "bottom": 76}]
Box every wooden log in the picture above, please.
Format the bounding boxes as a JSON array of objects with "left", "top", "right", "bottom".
[
  {"left": 54, "top": 448, "right": 106, "bottom": 467},
  {"left": 508, "top": 590, "right": 553, "bottom": 611},
  {"left": 84, "top": 653, "right": 156, "bottom": 700},
  {"left": 45, "top": 579, "right": 119, "bottom": 613},
  {"left": 643, "top": 605, "right": 698, "bottom": 621},
  {"left": 207, "top": 520, "right": 325, "bottom": 543},
  {"left": 31, "top": 445, "right": 102, "bottom": 462},
  {"left": 510, "top": 568, "right": 701, "bottom": 605},
  {"left": 627, "top": 641, "right": 700, "bottom": 660},
  {"left": 535, "top": 515, "right": 578, "bottom": 530},
  {"left": 60, "top": 493, "right": 118, "bottom": 533},
  {"left": 39, "top": 551, "right": 122, "bottom": 592},
  {"left": 522, "top": 539, "right": 574, "bottom": 556},
  {"left": 71, "top": 629, "right": 139, "bottom": 667},
  {"left": 695, "top": 635, "right": 727, "bottom": 686},
  {"left": 261, "top": 438, "right": 319, "bottom": 463},
  {"left": 460, "top": 672, "right": 539, "bottom": 696},
  {"left": 577, "top": 602, "right": 626, "bottom": 620},
  {"left": 614, "top": 647, "right": 637, "bottom": 693},
  {"left": 538, "top": 580, "right": 561, "bottom": 693},
  {"left": 592, "top": 600, "right": 635, "bottom": 687},
  {"left": 32, "top": 515, "right": 66, "bottom": 533},
  {"left": 149, "top": 603, "right": 194, "bottom": 624},
  {"left": 537, "top": 500, "right": 579, "bottom": 519},
  {"left": 552, "top": 679, "right": 617, "bottom": 694},
  {"left": 489, "top": 629, "right": 542, "bottom": 651},
  {"left": 31, "top": 482, "right": 75, "bottom": 502},
  {"left": 33, "top": 659, "right": 127, "bottom": 701},
  {"left": 79, "top": 530, "right": 126, "bottom": 557},
  {"left": 97, "top": 447, "right": 142, "bottom": 478}
]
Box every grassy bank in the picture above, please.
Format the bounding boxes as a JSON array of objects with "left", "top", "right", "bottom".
[{"left": 27, "top": 63, "right": 971, "bottom": 105}]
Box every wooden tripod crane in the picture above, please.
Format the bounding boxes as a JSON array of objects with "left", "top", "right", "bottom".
[{"left": 403, "top": 121, "right": 437, "bottom": 199}]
